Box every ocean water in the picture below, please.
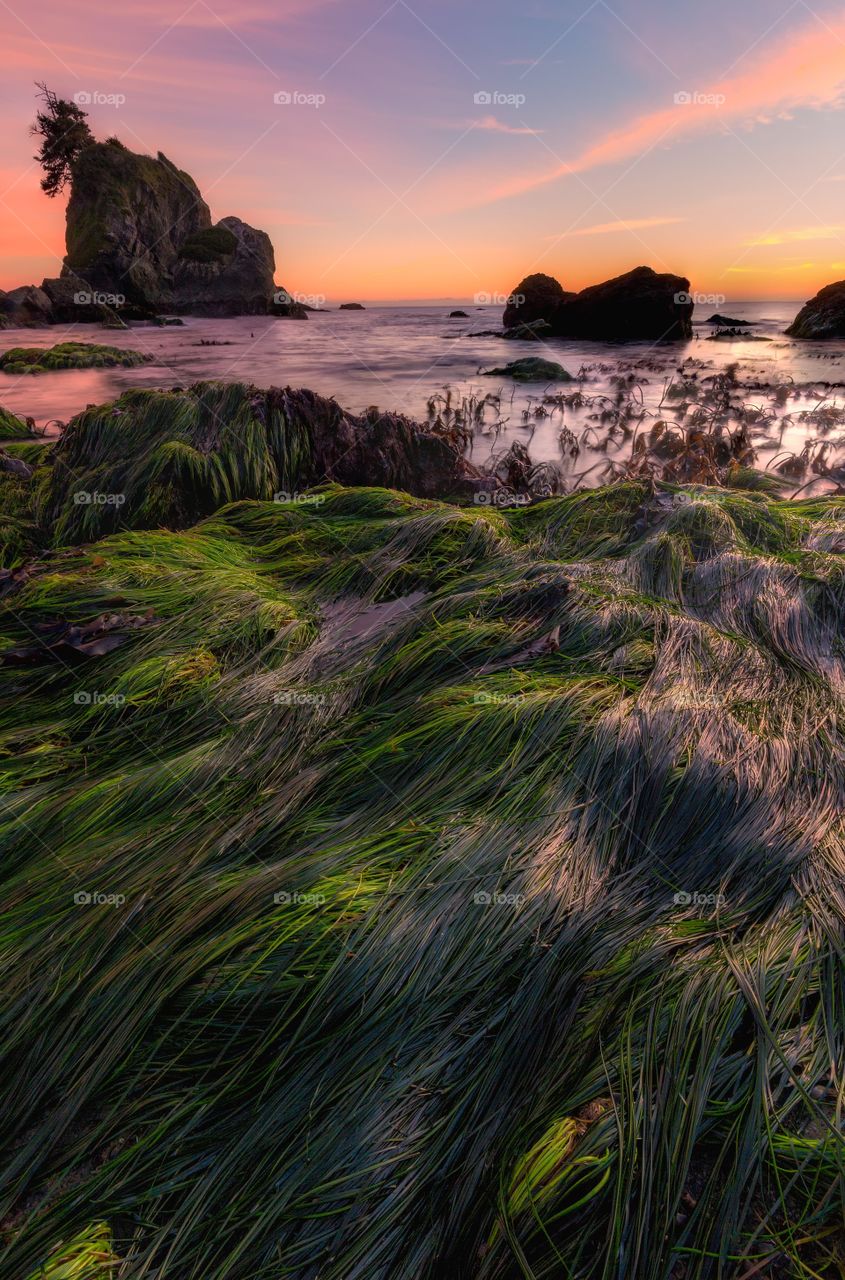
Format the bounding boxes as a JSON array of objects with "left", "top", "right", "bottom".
[{"left": 2, "top": 302, "right": 844, "bottom": 490}]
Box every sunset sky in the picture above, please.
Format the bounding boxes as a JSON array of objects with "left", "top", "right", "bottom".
[{"left": 2, "top": 0, "right": 845, "bottom": 302}]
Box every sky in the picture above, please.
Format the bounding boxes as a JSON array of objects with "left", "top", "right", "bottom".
[{"left": 2, "top": 0, "right": 845, "bottom": 302}]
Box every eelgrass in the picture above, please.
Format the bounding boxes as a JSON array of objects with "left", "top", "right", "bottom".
[{"left": 1, "top": 460, "right": 844, "bottom": 1277}]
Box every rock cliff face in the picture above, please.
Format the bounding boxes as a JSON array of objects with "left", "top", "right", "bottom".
[
  {"left": 787, "top": 281, "right": 845, "bottom": 338},
  {"left": 502, "top": 266, "right": 694, "bottom": 341},
  {"left": 60, "top": 140, "right": 276, "bottom": 316}
]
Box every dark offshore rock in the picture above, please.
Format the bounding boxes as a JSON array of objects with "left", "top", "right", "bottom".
[
  {"left": 271, "top": 289, "right": 309, "bottom": 319},
  {"left": 0, "top": 285, "right": 53, "bottom": 327},
  {"left": 502, "top": 266, "right": 694, "bottom": 341},
  {"left": 787, "top": 281, "right": 845, "bottom": 338},
  {"left": 707, "top": 314, "right": 751, "bottom": 327},
  {"left": 449, "top": 310, "right": 469, "bottom": 318},
  {"left": 339, "top": 302, "right": 365, "bottom": 310},
  {"left": 503, "top": 273, "right": 574, "bottom": 329},
  {"left": 59, "top": 139, "right": 277, "bottom": 316}
]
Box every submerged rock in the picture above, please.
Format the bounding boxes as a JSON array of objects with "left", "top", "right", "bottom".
[
  {"left": 787, "top": 281, "right": 845, "bottom": 338},
  {"left": 482, "top": 357, "right": 573, "bottom": 382},
  {"left": 502, "top": 266, "right": 694, "bottom": 341}
]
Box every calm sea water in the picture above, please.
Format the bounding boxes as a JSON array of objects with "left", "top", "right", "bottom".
[{"left": 2, "top": 302, "right": 844, "bottom": 487}]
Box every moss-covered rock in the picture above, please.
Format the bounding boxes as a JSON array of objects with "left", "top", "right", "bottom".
[
  {"left": 0, "top": 342, "right": 153, "bottom": 374},
  {"left": 177, "top": 225, "right": 238, "bottom": 263},
  {"left": 62, "top": 140, "right": 277, "bottom": 315}
]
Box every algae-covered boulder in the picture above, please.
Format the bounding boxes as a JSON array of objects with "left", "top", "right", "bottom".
[
  {"left": 0, "top": 342, "right": 153, "bottom": 374},
  {"left": 787, "top": 280, "right": 845, "bottom": 338},
  {"left": 61, "top": 139, "right": 278, "bottom": 316},
  {"left": 483, "top": 357, "right": 573, "bottom": 382},
  {"left": 43, "top": 381, "right": 486, "bottom": 541}
]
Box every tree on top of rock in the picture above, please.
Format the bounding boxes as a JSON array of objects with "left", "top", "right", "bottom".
[{"left": 31, "top": 83, "right": 95, "bottom": 197}]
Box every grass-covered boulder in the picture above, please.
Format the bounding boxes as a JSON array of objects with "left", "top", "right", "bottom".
[
  {"left": 0, "top": 342, "right": 152, "bottom": 374},
  {"left": 1, "top": 479, "right": 844, "bottom": 1277},
  {"left": 41, "top": 381, "right": 485, "bottom": 542}
]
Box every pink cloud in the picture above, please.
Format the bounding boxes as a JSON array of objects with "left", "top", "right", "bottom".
[{"left": 483, "top": 10, "right": 845, "bottom": 203}]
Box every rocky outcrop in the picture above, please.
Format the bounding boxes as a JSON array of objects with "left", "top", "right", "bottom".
[
  {"left": 171, "top": 217, "right": 275, "bottom": 316},
  {"left": 503, "top": 273, "right": 574, "bottom": 329},
  {"left": 502, "top": 266, "right": 694, "bottom": 341},
  {"left": 787, "top": 281, "right": 845, "bottom": 338},
  {"left": 0, "top": 285, "right": 53, "bottom": 327},
  {"left": 339, "top": 302, "right": 365, "bottom": 310},
  {"left": 271, "top": 289, "right": 309, "bottom": 319},
  {"left": 59, "top": 139, "right": 277, "bottom": 316}
]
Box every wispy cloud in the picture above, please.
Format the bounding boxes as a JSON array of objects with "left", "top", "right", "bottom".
[
  {"left": 547, "top": 215, "right": 684, "bottom": 238},
  {"left": 746, "top": 225, "right": 845, "bottom": 246},
  {"left": 483, "top": 10, "right": 845, "bottom": 203},
  {"left": 448, "top": 115, "right": 542, "bottom": 135}
]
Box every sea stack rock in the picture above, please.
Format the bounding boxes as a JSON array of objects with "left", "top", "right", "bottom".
[
  {"left": 60, "top": 139, "right": 277, "bottom": 316},
  {"left": 787, "top": 281, "right": 845, "bottom": 338},
  {"left": 502, "top": 266, "right": 694, "bottom": 341}
]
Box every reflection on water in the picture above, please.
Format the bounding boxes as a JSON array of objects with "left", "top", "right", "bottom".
[{"left": 2, "top": 303, "right": 845, "bottom": 493}]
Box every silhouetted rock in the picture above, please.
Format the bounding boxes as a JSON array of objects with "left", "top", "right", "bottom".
[
  {"left": 449, "top": 309, "right": 469, "bottom": 317},
  {"left": 271, "top": 288, "right": 309, "bottom": 319},
  {"left": 707, "top": 314, "right": 751, "bottom": 327},
  {"left": 502, "top": 266, "right": 694, "bottom": 341},
  {"left": 503, "top": 273, "right": 574, "bottom": 329},
  {"left": 787, "top": 281, "right": 845, "bottom": 338},
  {"left": 339, "top": 302, "right": 365, "bottom": 310}
]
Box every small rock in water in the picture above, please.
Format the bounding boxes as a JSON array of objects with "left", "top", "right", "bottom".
[{"left": 482, "top": 356, "right": 573, "bottom": 382}]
